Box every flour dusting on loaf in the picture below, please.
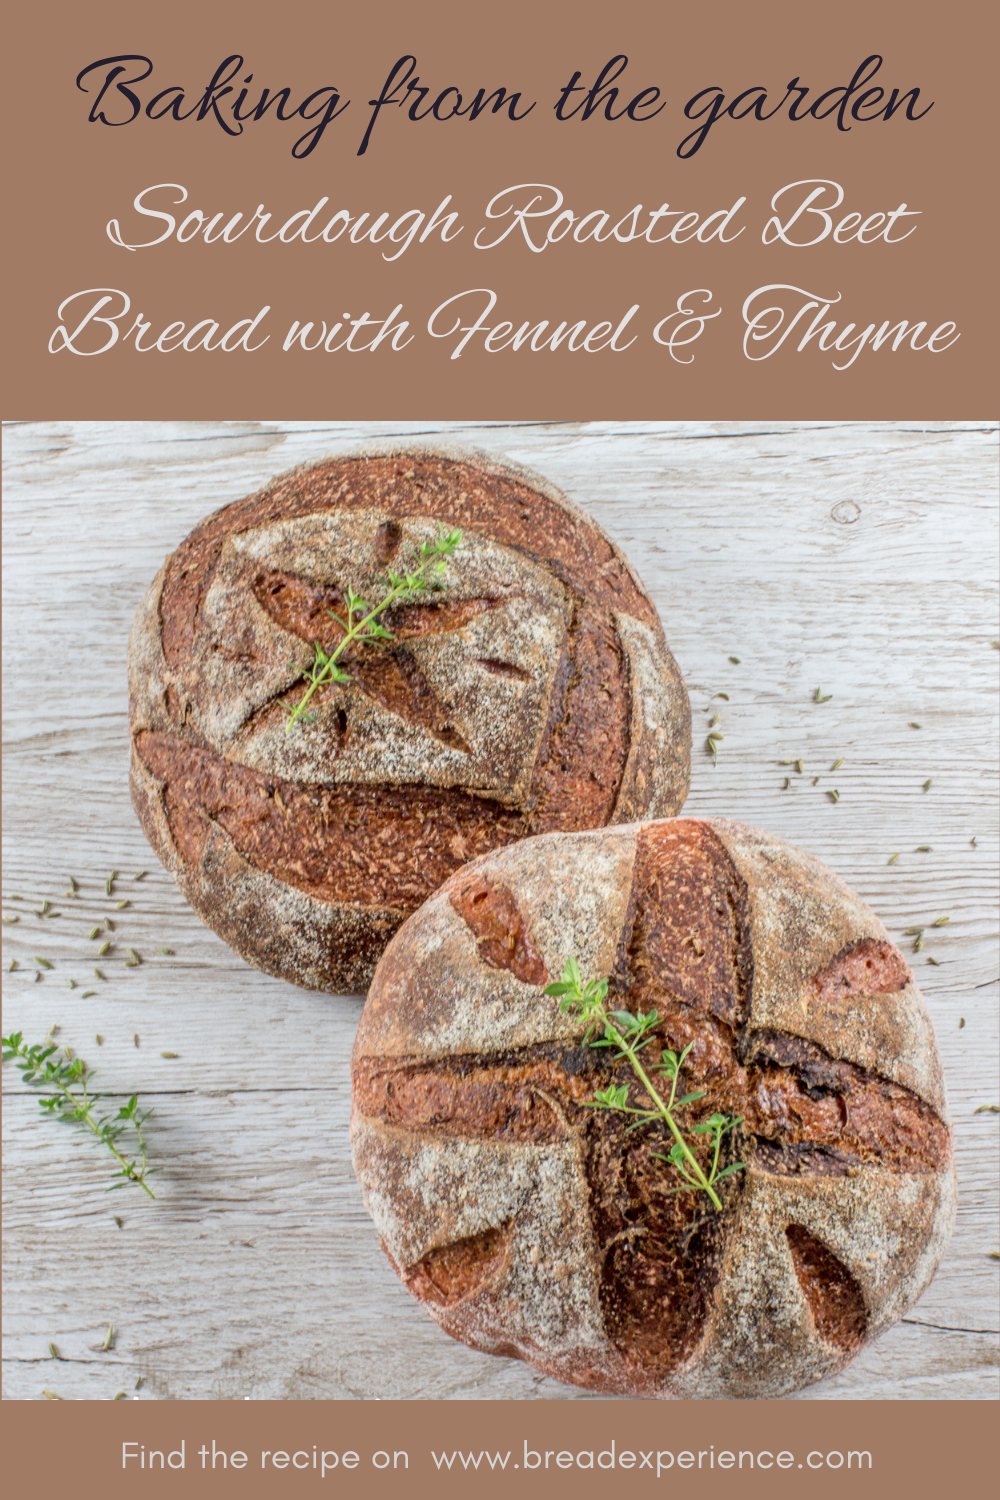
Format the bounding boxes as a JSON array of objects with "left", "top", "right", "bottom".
[{"left": 351, "top": 817, "right": 955, "bottom": 1399}]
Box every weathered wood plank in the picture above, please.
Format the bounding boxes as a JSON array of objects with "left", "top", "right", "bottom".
[{"left": 3, "top": 419, "right": 998, "bottom": 1401}]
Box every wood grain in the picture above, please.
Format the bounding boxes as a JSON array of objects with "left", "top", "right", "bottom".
[{"left": 3, "top": 419, "right": 998, "bottom": 1401}]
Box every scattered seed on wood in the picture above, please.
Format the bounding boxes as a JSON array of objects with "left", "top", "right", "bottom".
[
  {"left": 922, "top": 778, "right": 934, "bottom": 792},
  {"left": 971, "top": 836, "right": 978, "bottom": 847},
  {"left": 814, "top": 688, "right": 832, "bottom": 703},
  {"left": 831, "top": 758, "right": 845, "bottom": 771},
  {"left": 33, "top": 971, "right": 41, "bottom": 983},
  {"left": 134, "top": 872, "right": 147, "bottom": 881},
  {"left": 780, "top": 759, "right": 796, "bottom": 765},
  {"left": 39, "top": 901, "right": 50, "bottom": 915},
  {"left": 46, "top": 1025, "right": 59, "bottom": 1038},
  {"left": 714, "top": 692, "right": 729, "bottom": 700},
  {"left": 95, "top": 1034, "right": 103, "bottom": 1044},
  {"left": 9, "top": 895, "right": 22, "bottom": 900},
  {"left": 3, "top": 915, "right": 18, "bottom": 924},
  {"left": 813, "top": 776, "right": 821, "bottom": 786},
  {"left": 828, "top": 789, "right": 840, "bottom": 803},
  {"left": 115, "top": 901, "right": 129, "bottom": 910},
  {"left": 124, "top": 959, "right": 139, "bottom": 969},
  {"left": 729, "top": 656, "right": 741, "bottom": 664},
  {"left": 989, "top": 1251, "right": 1000, "bottom": 1262},
  {"left": 904, "top": 927, "right": 925, "bottom": 936},
  {"left": 104, "top": 919, "right": 114, "bottom": 932},
  {"left": 157, "top": 947, "right": 174, "bottom": 955},
  {"left": 888, "top": 853, "right": 900, "bottom": 865},
  {"left": 7, "top": 959, "right": 16, "bottom": 971},
  {"left": 796, "top": 759, "right": 804, "bottom": 774},
  {"left": 103, "top": 1325, "right": 114, "bottom": 1351},
  {"left": 114, "top": 1391, "right": 127, "bottom": 1400},
  {"left": 89, "top": 927, "right": 101, "bottom": 939},
  {"left": 105, "top": 873, "right": 117, "bottom": 895},
  {"left": 160, "top": 1051, "right": 179, "bottom": 1059},
  {"left": 62, "top": 1046, "right": 75, "bottom": 1062},
  {"left": 67, "top": 979, "right": 76, "bottom": 990},
  {"left": 114, "top": 1216, "right": 124, "bottom": 1229},
  {"left": 93, "top": 969, "right": 105, "bottom": 980},
  {"left": 783, "top": 777, "right": 791, "bottom": 790},
  {"left": 913, "top": 934, "right": 924, "bottom": 952},
  {"left": 67, "top": 877, "right": 77, "bottom": 892},
  {"left": 133, "top": 1034, "right": 140, "bottom": 1048},
  {"left": 926, "top": 957, "right": 942, "bottom": 966},
  {"left": 126, "top": 949, "right": 141, "bottom": 964},
  {"left": 82, "top": 990, "right": 96, "bottom": 998},
  {"left": 98, "top": 942, "right": 111, "bottom": 956},
  {"left": 64, "top": 891, "right": 78, "bottom": 899},
  {"left": 959, "top": 1018, "right": 965, "bottom": 1028},
  {"left": 933, "top": 916, "right": 950, "bottom": 927},
  {"left": 709, "top": 714, "right": 721, "bottom": 728},
  {"left": 48, "top": 1342, "right": 60, "bottom": 1359},
  {"left": 34, "top": 957, "right": 53, "bottom": 969},
  {"left": 974, "top": 1103, "right": 999, "bottom": 1114},
  {"left": 135, "top": 1377, "right": 143, "bottom": 1390},
  {"left": 42, "top": 1390, "right": 61, "bottom": 1400},
  {"left": 909, "top": 722, "right": 922, "bottom": 729},
  {"left": 916, "top": 846, "right": 933, "bottom": 852}
]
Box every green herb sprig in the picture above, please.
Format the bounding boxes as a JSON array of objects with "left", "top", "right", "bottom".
[
  {"left": 285, "top": 527, "right": 462, "bottom": 733},
  {"left": 2, "top": 1032, "right": 155, "bottom": 1197},
  {"left": 544, "top": 959, "right": 743, "bottom": 1210}
]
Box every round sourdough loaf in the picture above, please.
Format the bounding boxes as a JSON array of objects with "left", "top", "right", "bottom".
[
  {"left": 351, "top": 817, "right": 955, "bottom": 1399},
  {"left": 128, "top": 447, "right": 690, "bottom": 994}
]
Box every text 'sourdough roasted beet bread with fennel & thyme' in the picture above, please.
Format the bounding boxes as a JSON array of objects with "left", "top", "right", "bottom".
[
  {"left": 128, "top": 448, "right": 691, "bottom": 993},
  {"left": 351, "top": 817, "right": 955, "bottom": 1400}
]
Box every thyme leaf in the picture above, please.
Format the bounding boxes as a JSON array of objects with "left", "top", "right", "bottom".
[
  {"left": 285, "top": 527, "right": 462, "bottom": 733},
  {"left": 544, "top": 960, "right": 743, "bottom": 1210},
  {"left": 1, "top": 1031, "right": 155, "bottom": 1197}
]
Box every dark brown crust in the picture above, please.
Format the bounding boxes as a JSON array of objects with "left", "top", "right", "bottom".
[
  {"left": 812, "top": 939, "right": 912, "bottom": 1002},
  {"left": 786, "top": 1225, "right": 868, "bottom": 1350},
  {"left": 407, "top": 1225, "right": 514, "bottom": 1306},
  {"left": 449, "top": 877, "right": 548, "bottom": 985},
  {"left": 352, "top": 816, "right": 954, "bottom": 1398},
  {"left": 159, "top": 453, "right": 660, "bottom": 653},
  {"left": 131, "top": 450, "right": 690, "bottom": 992}
]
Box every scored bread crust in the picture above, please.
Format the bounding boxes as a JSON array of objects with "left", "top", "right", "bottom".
[
  {"left": 128, "top": 446, "right": 691, "bottom": 994},
  {"left": 351, "top": 818, "right": 955, "bottom": 1399}
]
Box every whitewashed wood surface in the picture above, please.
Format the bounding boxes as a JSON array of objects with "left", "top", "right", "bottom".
[{"left": 2, "top": 419, "right": 998, "bottom": 1402}]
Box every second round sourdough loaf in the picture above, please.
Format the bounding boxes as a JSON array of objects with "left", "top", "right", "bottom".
[
  {"left": 128, "top": 447, "right": 691, "bottom": 993},
  {"left": 351, "top": 817, "right": 955, "bottom": 1399}
]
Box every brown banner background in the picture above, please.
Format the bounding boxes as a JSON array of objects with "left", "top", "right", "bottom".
[
  {"left": 1, "top": 0, "right": 997, "bottom": 416},
  {"left": 1, "top": 1399, "right": 995, "bottom": 1493}
]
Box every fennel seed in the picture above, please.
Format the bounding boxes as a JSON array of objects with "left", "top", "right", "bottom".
[
  {"left": 88, "top": 927, "right": 101, "bottom": 939},
  {"left": 831, "top": 757, "right": 845, "bottom": 771},
  {"left": 888, "top": 853, "right": 900, "bottom": 864},
  {"left": 933, "top": 916, "right": 950, "bottom": 927},
  {"left": 34, "top": 957, "right": 53, "bottom": 969},
  {"left": 98, "top": 942, "right": 111, "bottom": 956}
]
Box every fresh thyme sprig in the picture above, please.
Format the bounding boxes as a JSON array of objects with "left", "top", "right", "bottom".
[
  {"left": 1, "top": 1032, "right": 155, "bottom": 1197},
  {"left": 544, "top": 958, "right": 744, "bottom": 1210},
  {"left": 284, "top": 527, "right": 463, "bottom": 732}
]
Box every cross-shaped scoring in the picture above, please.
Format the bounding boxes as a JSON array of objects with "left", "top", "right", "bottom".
[{"left": 352, "top": 819, "right": 954, "bottom": 1400}]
